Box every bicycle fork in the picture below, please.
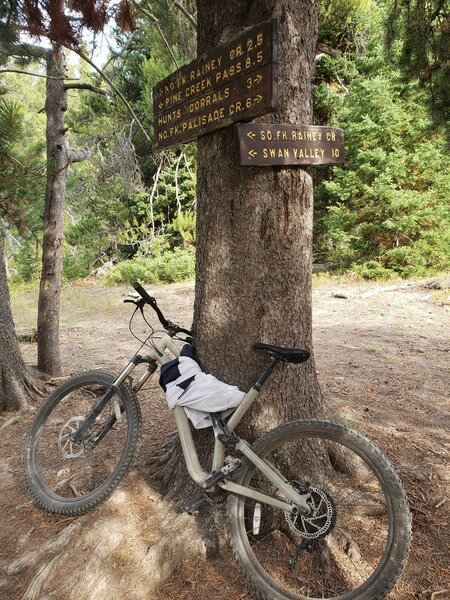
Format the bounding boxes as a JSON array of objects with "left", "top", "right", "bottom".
[{"left": 71, "top": 356, "right": 157, "bottom": 445}]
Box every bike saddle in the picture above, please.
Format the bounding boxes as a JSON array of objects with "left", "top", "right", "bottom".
[{"left": 253, "top": 343, "right": 310, "bottom": 364}]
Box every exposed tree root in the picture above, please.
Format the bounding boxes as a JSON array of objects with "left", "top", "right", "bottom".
[
  {"left": 145, "top": 428, "right": 227, "bottom": 555},
  {"left": 5, "top": 477, "right": 206, "bottom": 600},
  {"left": 0, "top": 366, "right": 42, "bottom": 413}
]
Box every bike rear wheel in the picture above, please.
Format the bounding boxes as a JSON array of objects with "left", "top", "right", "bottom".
[
  {"left": 24, "top": 371, "right": 141, "bottom": 515},
  {"left": 228, "top": 420, "right": 411, "bottom": 600}
]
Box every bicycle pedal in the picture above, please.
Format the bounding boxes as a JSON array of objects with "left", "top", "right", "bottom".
[
  {"left": 217, "top": 433, "right": 240, "bottom": 445},
  {"left": 201, "top": 469, "right": 229, "bottom": 489},
  {"left": 183, "top": 495, "right": 208, "bottom": 515}
]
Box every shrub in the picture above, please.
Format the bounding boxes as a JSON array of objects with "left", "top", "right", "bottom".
[
  {"left": 351, "top": 261, "right": 393, "bottom": 280},
  {"left": 106, "top": 249, "right": 195, "bottom": 285},
  {"left": 156, "top": 248, "right": 195, "bottom": 283},
  {"left": 106, "top": 258, "right": 158, "bottom": 286},
  {"left": 63, "top": 254, "right": 91, "bottom": 282}
]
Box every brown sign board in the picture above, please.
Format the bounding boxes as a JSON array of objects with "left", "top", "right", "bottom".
[
  {"left": 153, "top": 20, "right": 278, "bottom": 150},
  {"left": 236, "top": 124, "right": 345, "bottom": 166}
]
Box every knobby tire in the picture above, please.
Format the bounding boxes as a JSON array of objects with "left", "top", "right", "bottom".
[
  {"left": 228, "top": 420, "right": 411, "bottom": 600},
  {"left": 24, "top": 371, "right": 141, "bottom": 515}
]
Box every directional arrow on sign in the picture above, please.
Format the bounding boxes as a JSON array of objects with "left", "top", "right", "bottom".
[
  {"left": 247, "top": 131, "right": 256, "bottom": 139},
  {"left": 159, "top": 102, "right": 164, "bottom": 109},
  {"left": 254, "top": 74, "right": 262, "bottom": 84},
  {"left": 248, "top": 149, "right": 257, "bottom": 158},
  {"left": 254, "top": 94, "right": 262, "bottom": 104}
]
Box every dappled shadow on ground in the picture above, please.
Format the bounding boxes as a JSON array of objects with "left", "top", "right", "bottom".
[{"left": 1, "top": 280, "right": 448, "bottom": 599}]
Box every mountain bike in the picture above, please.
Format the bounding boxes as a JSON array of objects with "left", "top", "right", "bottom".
[{"left": 24, "top": 283, "right": 411, "bottom": 600}]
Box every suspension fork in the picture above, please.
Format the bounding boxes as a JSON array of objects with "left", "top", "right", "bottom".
[{"left": 71, "top": 356, "right": 157, "bottom": 444}]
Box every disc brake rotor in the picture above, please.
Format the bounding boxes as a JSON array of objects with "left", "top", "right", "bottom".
[
  {"left": 284, "top": 485, "right": 334, "bottom": 540},
  {"left": 58, "top": 416, "right": 86, "bottom": 458}
]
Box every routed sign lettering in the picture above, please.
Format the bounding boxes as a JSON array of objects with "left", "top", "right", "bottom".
[
  {"left": 236, "top": 124, "right": 345, "bottom": 166},
  {"left": 153, "top": 20, "right": 278, "bottom": 150}
]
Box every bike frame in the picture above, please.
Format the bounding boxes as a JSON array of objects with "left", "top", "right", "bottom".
[{"left": 115, "top": 334, "right": 310, "bottom": 514}]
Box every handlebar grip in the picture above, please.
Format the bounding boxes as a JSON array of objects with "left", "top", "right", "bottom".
[
  {"left": 132, "top": 282, "right": 155, "bottom": 305},
  {"left": 132, "top": 281, "right": 170, "bottom": 328}
]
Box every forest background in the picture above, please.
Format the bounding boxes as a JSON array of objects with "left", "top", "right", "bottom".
[{"left": 1, "top": 0, "right": 449, "bottom": 289}]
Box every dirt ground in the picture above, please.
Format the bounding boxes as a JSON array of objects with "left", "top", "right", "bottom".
[{"left": 1, "top": 277, "right": 449, "bottom": 599}]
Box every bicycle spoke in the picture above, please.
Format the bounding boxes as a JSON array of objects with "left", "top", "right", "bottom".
[{"left": 228, "top": 422, "right": 409, "bottom": 600}]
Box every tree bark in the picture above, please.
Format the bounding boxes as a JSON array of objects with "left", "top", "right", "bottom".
[
  {"left": 0, "top": 233, "right": 40, "bottom": 413},
  {"left": 150, "top": 0, "right": 323, "bottom": 514},
  {"left": 37, "top": 45, "right": 68, "bottom": 376}
]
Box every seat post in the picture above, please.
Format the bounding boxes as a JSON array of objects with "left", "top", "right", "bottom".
[{"left": 253, "top": 356, "right": 279, "bottom": 391}]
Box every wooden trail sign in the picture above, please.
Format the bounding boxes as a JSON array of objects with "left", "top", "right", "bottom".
[
  {"left": 153, "top": 20, "right": 278, "bottom": 150},
  {"left": 236, "top": 124, "right": 344, "bottom": 166}
]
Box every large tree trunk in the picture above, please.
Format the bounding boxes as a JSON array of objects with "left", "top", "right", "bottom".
[
  {"left": 37, "top": 45, "right": 68, "bottom": 376},
  {"left": 150, "top": 0, "right": 323, "bottom": 515},
  {"left": 0, "top": 233, "right": 39, "bottom": 413},
  {"left": 194, "top": 2, "right": 322, "bottom": 426}
]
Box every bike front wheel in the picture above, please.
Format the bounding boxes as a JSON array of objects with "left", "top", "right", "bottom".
[
  {"left": 228, "top": 420, "right": 411, "bottom": 600},
  {"left": 24, "top": 371, "right": 141, "bottom": 515}
]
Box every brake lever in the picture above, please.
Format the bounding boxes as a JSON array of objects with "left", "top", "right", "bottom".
[{"left": 123, "top": 298, "right": 145, "bottom": 308}]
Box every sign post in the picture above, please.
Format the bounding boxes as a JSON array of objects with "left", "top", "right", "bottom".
[
  {"left": 153, "top": 20, "right": 278, "bottom": 150},
  {"left": 236, "top": 124, "right": 345, "bottom": 166}
]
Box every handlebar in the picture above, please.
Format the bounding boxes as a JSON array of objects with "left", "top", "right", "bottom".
[
  {"left": 129, "top": 282, "right": 193, "bottom": 337},
  {"left": 132, "top": 282, "right": 155, "bottom": 305}
]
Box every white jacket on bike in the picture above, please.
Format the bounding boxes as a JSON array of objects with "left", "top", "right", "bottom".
[{"left": 164, "top": 355, "right": 245, "bottom": 429}]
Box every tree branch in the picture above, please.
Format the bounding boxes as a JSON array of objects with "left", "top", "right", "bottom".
[
  {"left": 64, "top": 82, "right": 108, "bottom": 95},
  {"left": 1, "top": 41, "right": 51, "bottom": 61},
  {"left": 0, "top": 68, "right": 76, "bottom": 80},
  {"left": 67, "top": 47, "right": 150, "bottom": 142},
  {"left": 173, "top": 1, "right": 197, "bottom": 28},
  {"left": 316, "top": 43, "right": 338, "bottom": 59},
  {"left": 67, "top": 149, "right": 90, "bottom": 164},
  {"left": 132, "top": 1, "right": 180, "bottom": 68}
]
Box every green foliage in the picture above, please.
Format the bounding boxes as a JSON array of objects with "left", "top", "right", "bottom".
[
  {"left": 386, "top": 0, "right": 450, "bottom": 137},
  {"left": 314, "top": 2, "right": 450, "bottom": 278},
  {"left": 63, "top": 252, "right": 92, "bottom": 282},
  {"left": 106, "top": 248, "right": 195, "bottom": 285},
  {"left": 156, "top": 247, "right": 196, "bottom": 283},
  {"left": 13, "top": 239, "right": 39, "bottom": 282},
  {"left": 0, "top": 71, "right": 46, "bottom": 239},
  {"left": 170, "top": 210, "right": 196, "bottom": 246},
  {"left": 64, "top": 45, "right": 196, "bottom": 275},
  {"left": 350, "top": 261, "right": 393, "bottom": 280},
  {"left": 2, "top": 0, "right": 448, "bottom": 287},
  {"left": 320, "top": 0, "right": 373, "bottom": 53}
]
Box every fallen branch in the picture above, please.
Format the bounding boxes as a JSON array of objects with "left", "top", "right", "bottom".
[
  {"left": 410, "top": 504, "right": 427, "bottom": 515},
  {"left": 431, "top": 591, "right": 450, "bottom": 599},
  {"left": 316, "top": 43, "right": 338, "bottom": 58},
  {"left": 435, "top": 497, "right": 448, "bottom": 509},
  {"left": 360, "top": 283, "right": 416, "bottom": 298}
]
